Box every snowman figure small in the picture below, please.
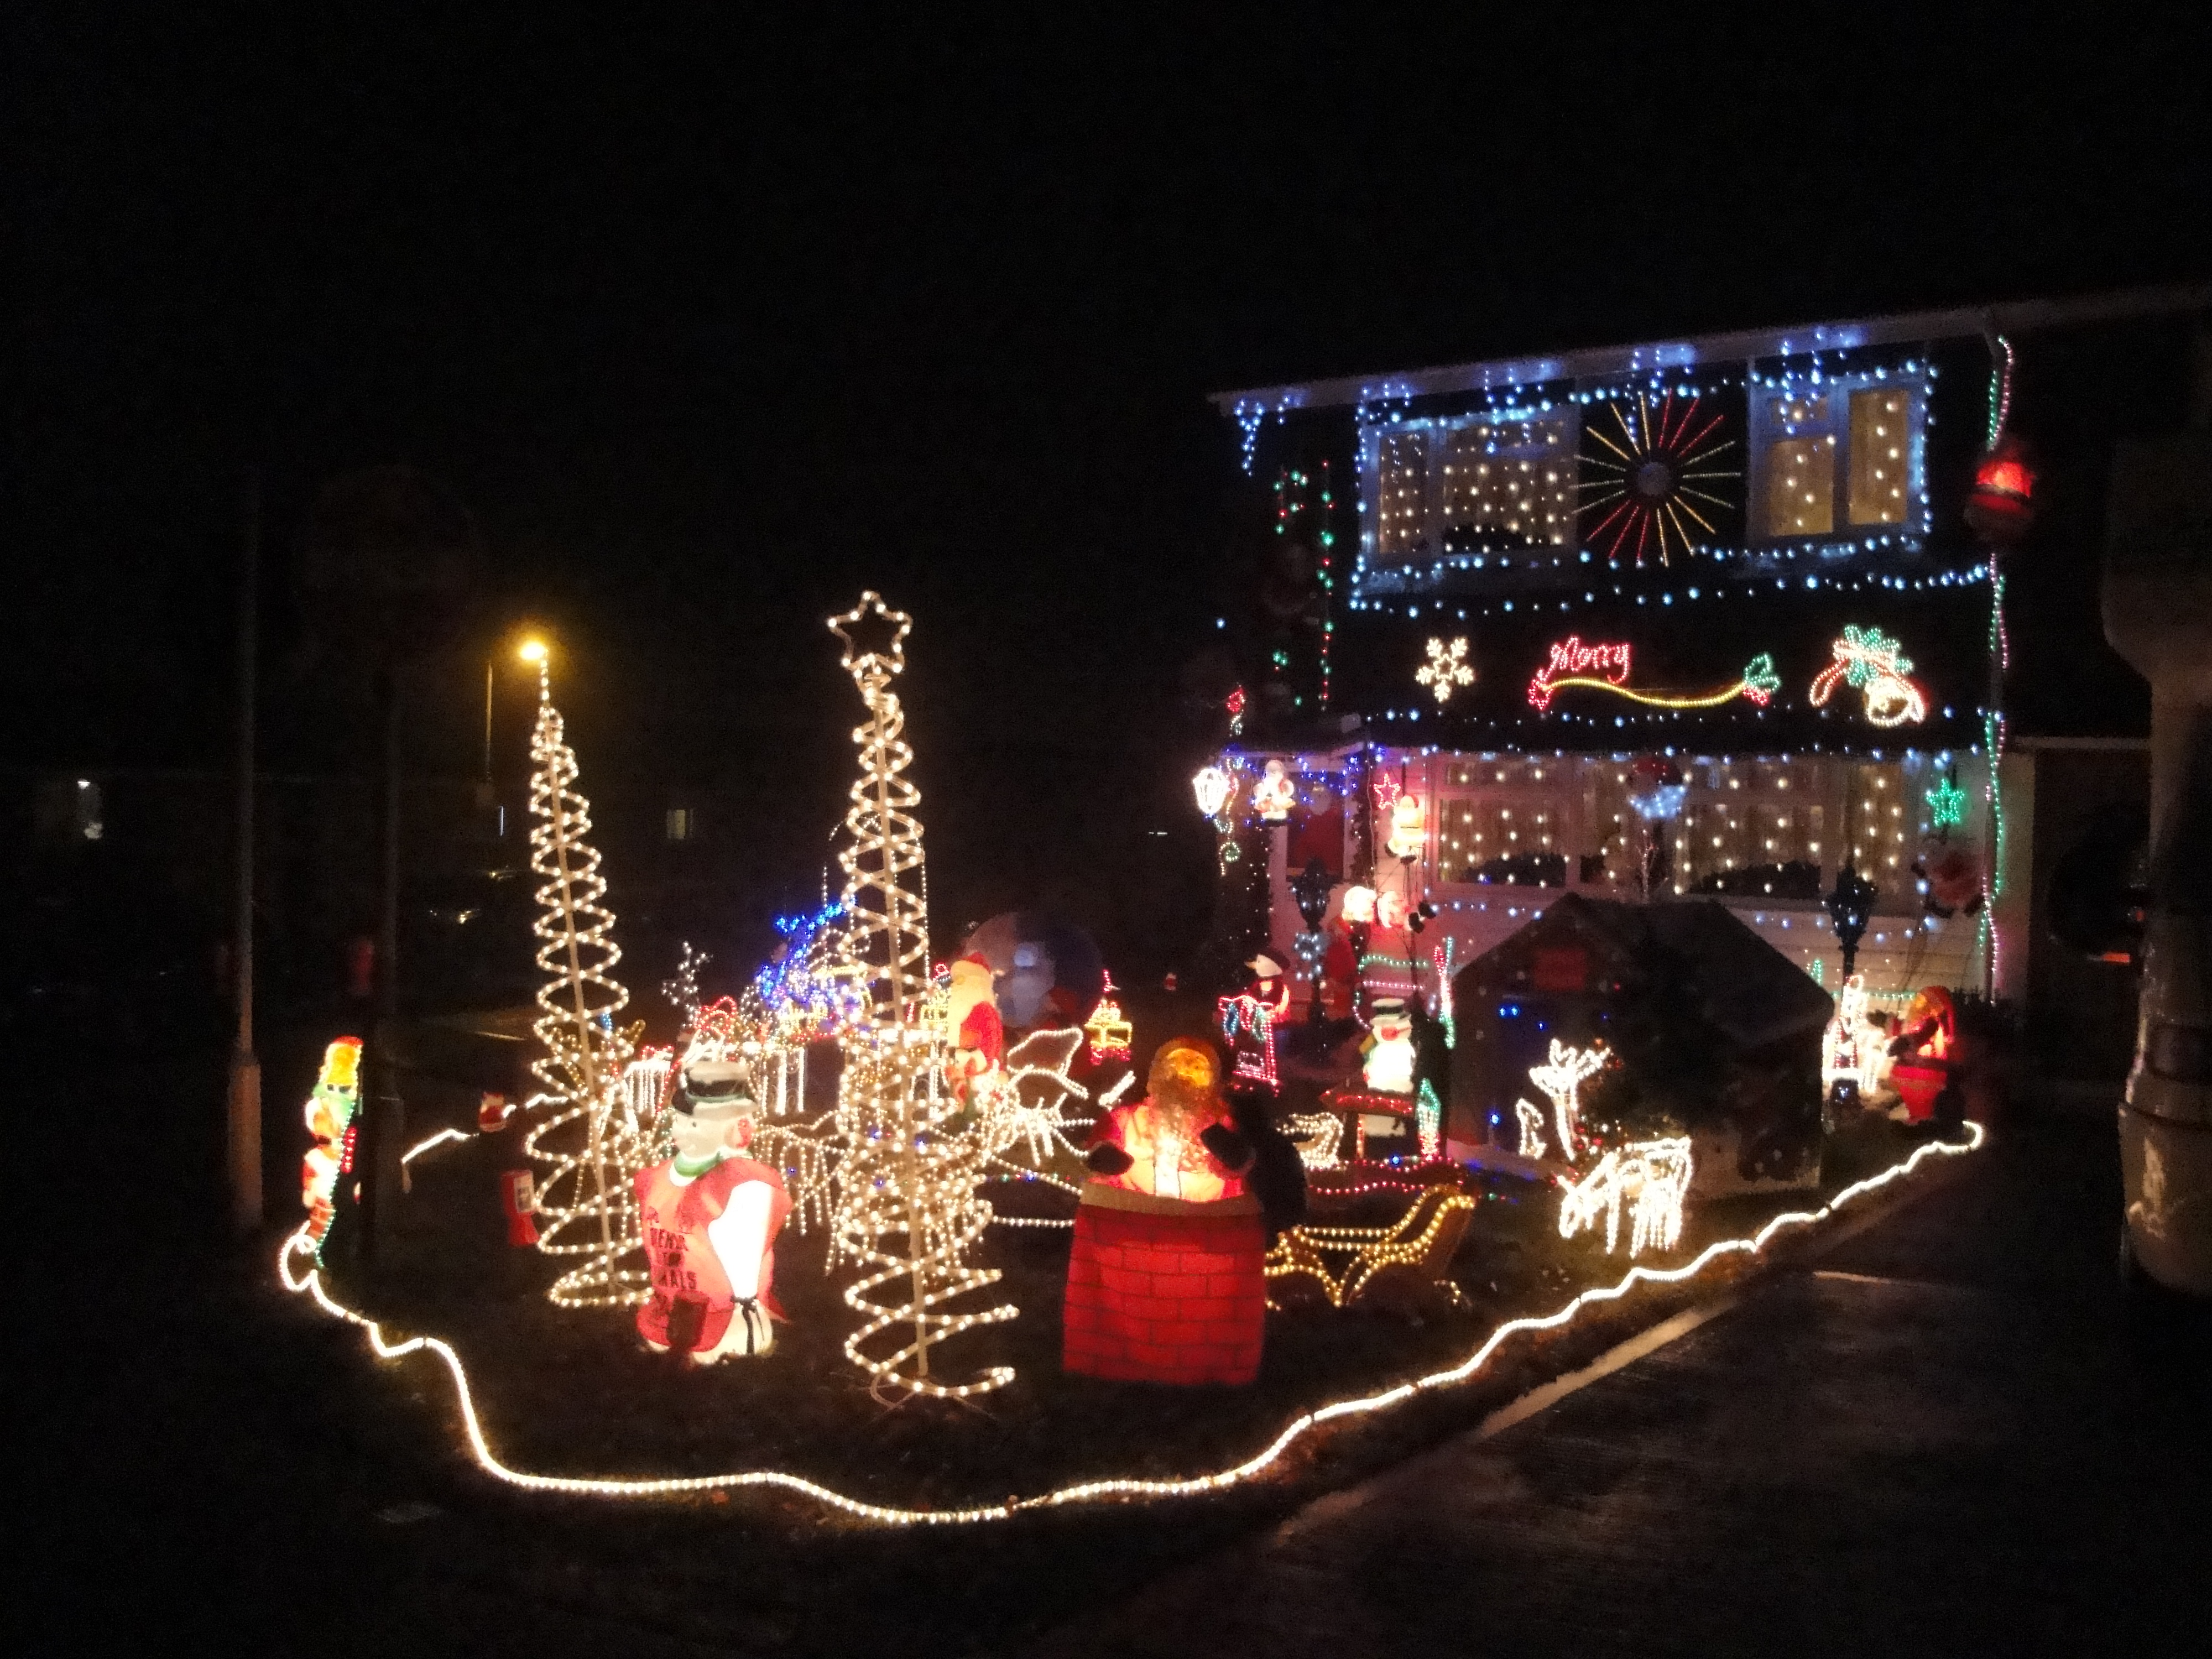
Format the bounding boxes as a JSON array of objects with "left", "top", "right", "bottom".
[{"left": 1361, "top": 997, "right": 1418, "bottom": 1096}]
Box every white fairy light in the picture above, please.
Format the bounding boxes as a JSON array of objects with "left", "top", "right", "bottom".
[
  {"left": 1558, "top": 1137, "right": 1694, "bottom": 1256},
  {"left": 517, "top": 666, "right": 651, "bottom": 1308},
  {"left": 279, "top": 1124, "right": 1985, "bottom": 1523},
  {"left": 1527, "top": 1039, "right": 1608, "bottom": 1161},
  {"left": 1286, "top": 1111, "right": 1345, "bottom": 1170},
  {"left": 1514, "top": 1097, "right": 1548, "bottom": 1160},
  {"left": 824, "top": 593, "right": 1018, "bottom": 1399}
]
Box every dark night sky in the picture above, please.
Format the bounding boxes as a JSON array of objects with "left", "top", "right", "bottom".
[{"left": 8, "top": 10, "right": 2210, "bottom": 953}]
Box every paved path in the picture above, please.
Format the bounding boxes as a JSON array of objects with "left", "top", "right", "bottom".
[{"left": 1031, "top": 1110, "right": 2212, "bottom": 1658}]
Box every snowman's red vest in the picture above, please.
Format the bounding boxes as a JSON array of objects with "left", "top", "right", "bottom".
[{"left": 634, "top": 1155, "right": 790, "bottom": 1353}]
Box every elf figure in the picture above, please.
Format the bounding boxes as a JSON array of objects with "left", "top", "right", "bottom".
[
  {"left": 300, "top": 1037, "right": 364, "bottom": 1241},
  {"left": 1361, "top": 997, "right": 1417, "bottom": 1095},
  {"left": 635, "top": 1062, "right": 792, "bottom": 1362},
  {"left": 942, "top": 953, "right": 1005, "bottom": 1101}
]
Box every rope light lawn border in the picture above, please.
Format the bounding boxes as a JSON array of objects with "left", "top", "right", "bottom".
[{"left": 279, "top": 1121, "right": 1983, "bottom": 1527}]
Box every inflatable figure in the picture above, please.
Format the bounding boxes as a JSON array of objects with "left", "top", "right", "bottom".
[
  {"left": 300, "top": 1037, "right": 364, "bottom": 1241},
  {"left": 1063, "top": 1038, "right": 1266, "bottom": 1385},
  {"left": 635, "top": 1062, "right": 792, "bottom": 1361}
]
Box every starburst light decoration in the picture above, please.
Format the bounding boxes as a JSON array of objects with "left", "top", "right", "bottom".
[
  {"left": 1527, "top": 1039, "right": 1608, "bottom": 1164},
  {"left": 518, "top": 664, "right": 652, "bottom": 1308},
  {"left": 1415, "top": 636, "right": 1474, "bottom": 705},
  {"left": 824, "top": 593, "right": 1018, "bottom": 1399},
  {"left": 1578, "top": 390, "right": 1740, "bottom": 566}
]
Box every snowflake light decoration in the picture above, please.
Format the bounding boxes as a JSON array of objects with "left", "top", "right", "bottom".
[{"left": 1415, "top": 636, "right": 1475, "bottom": 705}]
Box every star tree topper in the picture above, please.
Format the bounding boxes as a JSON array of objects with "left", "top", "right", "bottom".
[{"left": 828, "top": 591, "right": 914, "bottom": 686}]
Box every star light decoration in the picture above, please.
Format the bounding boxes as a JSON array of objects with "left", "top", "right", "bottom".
[
  {"left": 1925, "top": 771, "right": 1968, "bottom": 832},
  {"left": 823, "top": 592, "right": 1018, "bottom": 1400},
  {"left": 517, "top": 661, "right": 653, "bottom": 1308},
  {"left": 1415, "top": 635, "right": 1474, "bottom": 705}
]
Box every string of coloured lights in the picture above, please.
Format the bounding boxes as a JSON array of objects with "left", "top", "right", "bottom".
[
  {"left": 517, "top": 666, "right": 650, "bottom": 1310},
  {"left": 277, "top": 1123, "right": 1983, "bottom": 1525}
]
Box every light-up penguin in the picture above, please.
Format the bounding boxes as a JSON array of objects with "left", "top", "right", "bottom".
[{"left": 635, "top": 1062, "right": 791, "bottom": 1361}]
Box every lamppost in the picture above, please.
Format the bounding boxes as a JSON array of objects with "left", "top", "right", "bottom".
[
  {"left": 1824, "top": 862, "right": 1877, "bottom": 981},
  {"left": 489, "top": 635, "right": 549, "bottom": 775}
]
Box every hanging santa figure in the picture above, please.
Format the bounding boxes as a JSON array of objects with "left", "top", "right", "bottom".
[
  {"left": 941, "top": 953, "right": 1005, "bottom": 1102},
  {"left": 635, "top": 1062, "right": 792, "bottom": 1362},
  {"left": 300, "top": 1036, "right": 364, "bottom": 1241},
  {"left": 1063, "top": 1037, "right": 1267, "bottom": 1385}
]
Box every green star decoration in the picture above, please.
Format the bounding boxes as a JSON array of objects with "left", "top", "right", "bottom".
[{"left": 1925, "top": 772, "right": 1967, "bottom": 830}]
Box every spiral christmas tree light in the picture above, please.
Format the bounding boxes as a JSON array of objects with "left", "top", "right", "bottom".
[
  {"left": 826, "top": 593, "right": 1017, "bottom": 1399},
  {"left": 519, "top": 662, "right": 650, "bottom": 1308}
]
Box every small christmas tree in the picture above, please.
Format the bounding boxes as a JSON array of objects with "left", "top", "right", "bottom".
[
  {"left": 517, "top": 664, "right": 650, "bottom": 1308},
  {"left": 825, "top": 594, "right": 1016, "bottom": 1398}
]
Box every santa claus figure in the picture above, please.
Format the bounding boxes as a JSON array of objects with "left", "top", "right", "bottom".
[
  {"left": 1063, "top": 1037, "right": 1267, "bottom": 1385},
  {"left": 941, "top": 953, "right": 1005, "bottom": 1102},
  {"left": 300, "top": 1036, "right": 363, "bottom": 1241},
  {"left": 635, "top": 1063, "right": 792, "bottom": 1362},
  {"left": 1361, "top": 997, "right": 1417, "bottom": 1095}
]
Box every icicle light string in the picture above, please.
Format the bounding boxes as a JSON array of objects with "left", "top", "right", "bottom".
[{"left": 279, "top": 1124, "right": 1981, "bottom": 1524}]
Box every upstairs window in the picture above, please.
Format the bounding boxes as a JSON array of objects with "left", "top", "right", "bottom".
[
  {"left": 665, "top": 807, "right": 695, "bottom": 843},
  {"left": 1848, "top": 388, "right": 1912, "bottom": 525},
  {"left": 1751, "top": 372, "right": 1925, "bottom": 542},
  {"left": 1375, "top": 431, "right": 1430, "bottom": 560},
  {"left": 1364, "top": 408, "right": 1575, "bottom": 571}
]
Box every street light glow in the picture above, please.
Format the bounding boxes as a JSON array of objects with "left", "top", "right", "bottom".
[{"left": 517, "top": 638, "right": 548, "bottom": 664}]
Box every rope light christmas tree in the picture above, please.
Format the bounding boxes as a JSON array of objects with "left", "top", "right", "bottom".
[
  {"left": 825, "top": 593, "right": 1017, "bottom": 1399},
  {"left": 518, "top": 661, "right": 650, "bottom": 1308}
]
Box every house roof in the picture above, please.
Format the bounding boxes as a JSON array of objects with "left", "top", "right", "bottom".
[
  {"left": 1459, "top": 892, "right": 1835, "bottom": 1050},
  {"left": 1209, "top": 282, "right": 2212, "bottom": 416}
]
